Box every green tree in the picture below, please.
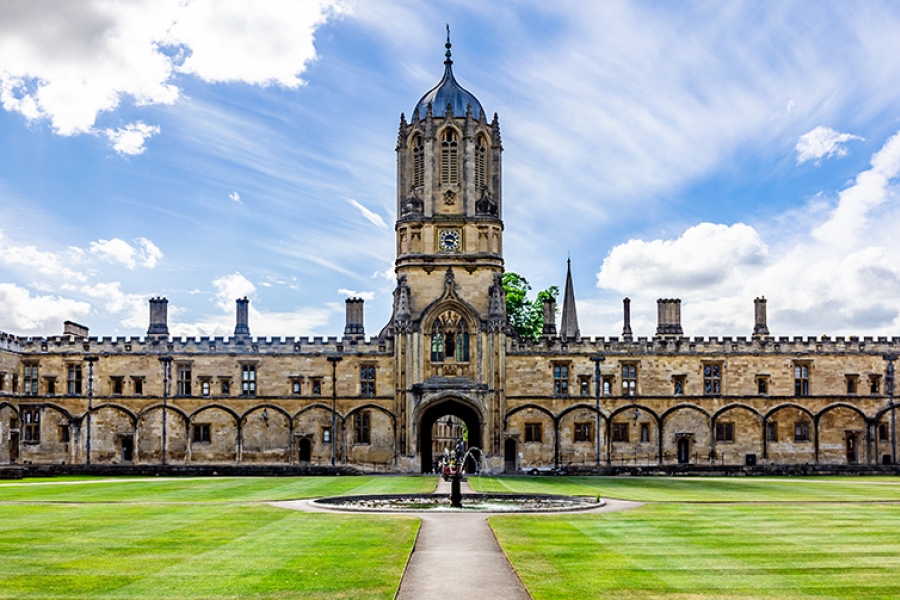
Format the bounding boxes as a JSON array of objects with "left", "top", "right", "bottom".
[{"left": 502, "top": 272, "right": 558, "bottom": 341}]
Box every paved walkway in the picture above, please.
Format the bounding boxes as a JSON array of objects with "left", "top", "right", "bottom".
[{"left": 271, "top": 479, "right": 642, "bottom": 600}]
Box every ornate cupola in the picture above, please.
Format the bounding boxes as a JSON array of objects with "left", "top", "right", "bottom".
[{"left": 394, "top": 28, "right": 504, "bottom": 321}]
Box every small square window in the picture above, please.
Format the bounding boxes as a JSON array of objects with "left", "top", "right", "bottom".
[
  {"left": 192, "top": 424, "right": 211, "bottom": 443},
  {"left": 574, "top": 422, "right": 592, "bottom": 442},
  {"left": 715, "top": 422, "right": 734, "bottom": 443},
  {"left": 795, "top": 422, "right": 810, "bottom": 442},
  {"left": 612, "top": 423, "right": 629, "bottom": 442},
  {"left": 525, "top": 422, "right": 542, "bottom": 443},
  {"left": 311, "top": 378, "right": 322, "bottom": 396},
  {"left": 766, "top": 422, "right": 778, "bottom": 442},
  {"left": 578, "top": 376, "right": 591, "bottom": 396}
]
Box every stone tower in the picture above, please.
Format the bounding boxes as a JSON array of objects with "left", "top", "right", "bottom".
[{"left": 389, "top": 30, "right": 507, "bottom": 472}]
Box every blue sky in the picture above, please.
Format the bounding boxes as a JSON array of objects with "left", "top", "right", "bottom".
[{"left": 2, "top": 0, "right": 900, "bottom": 340}]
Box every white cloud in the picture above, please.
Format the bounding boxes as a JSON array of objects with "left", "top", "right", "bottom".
[
  {"left": 0, "top": 0, "right": 345, "bottom": 151},
  {"left": 0, "top": 229, "right": 86, "bottom": 281},
  {"left": 347, "top": 198, "right": 387, "bottom": 228},
  {"left": 229, "top": 191, "right": 241, "bottom": 203},
  {"left": 75, "top": 281, "right": 146, "bottom": 329},
  {"left": 0, "top": 283, "right": 90, "bottom": 332},
  {"left": 212, "top": 271, "right": 256, "bottom": 311},
  {"left": 103, "top": 122, "right": 159, "bottom": 155},
  {"left": 337, "top": 288, "right": 375, "bottom": 301},
  {"left": 597, "top": 223, "right": 768, "bottom": 296},
  {"left": 594, "top": 129, "right": 900, "bottom": 336},
  {"left": 88, "top": 237, "right": 162, "bottom": 269},
  {"left": 796, "top": 126, "right": 864, "bottom": 164}
]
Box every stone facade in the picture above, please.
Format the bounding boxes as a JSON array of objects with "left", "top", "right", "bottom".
[{"left": 1, "top": 44, "right": 898, "bottom": 474}]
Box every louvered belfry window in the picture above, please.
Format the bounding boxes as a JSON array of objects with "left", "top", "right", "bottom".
[
  {"left": 412, "top": 135, "right": 424, "bottom": 187},
  {"left": 440, "top": 129, "right": 458, "bottom": 184},
  {"left": 475, "top": 135, "right": 487, "bottom": 188}
]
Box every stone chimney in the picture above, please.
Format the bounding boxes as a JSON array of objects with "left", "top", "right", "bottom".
[
  {"left": 656, "top": 298, "right": 683, "bottom": 336},
  {"left": 622, "top": 298, "right": 633, "bottom": 341},
  {"left": 147, "top": 297, "right": 169, "bottom": 336},
  {"left": 344, "top": 297, "right": 365, "bottom": 339},
  {"left": 63, "top": 321, "right": 89, "bottom": 338},
  {"left": 542, "top": 296, "right": 557, "bottom": 336},
  {"left": 234, "top": 297, "right": 250, "bottom": 336},
  {"left": 753, "top": 296, "right": 770, "bottom": 338}
]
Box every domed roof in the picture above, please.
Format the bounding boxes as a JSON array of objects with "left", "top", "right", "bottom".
[{"left": 413, "top": 32, "right": 483, "bottom": 119}]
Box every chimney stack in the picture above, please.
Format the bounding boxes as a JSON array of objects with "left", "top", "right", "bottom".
[
  {"left": 63, "top": 321, "right": 89, "bottom": 338},
  {"left": 542, "top": 296, "right": 557, "bottom": 336},
  {"left": 344, "top": 297, "right": 365, "bottom": 339},
  {"left": 656, "top": 298, "right": 683, "bottom": 336},
  {"left": 147, "top": 297, "right": 169, "bottom": 336},
  {"left": 622, "top": 297, "right": 633, "bottom": 341},
  {"left": 234, "top": 297, "right": 250, "bottom": 336},
  {"left": 753, "top": 296, "right": 770, "bottom": 338}
]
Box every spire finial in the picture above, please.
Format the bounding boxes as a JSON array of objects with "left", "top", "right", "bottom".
[{"left": 445, "top": 24, "right": 452, "bottom": 64}]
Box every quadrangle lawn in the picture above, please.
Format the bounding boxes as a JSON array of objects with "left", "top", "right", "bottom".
[{"left": 4, "top": 475, "right": 900, "bottom": 599}]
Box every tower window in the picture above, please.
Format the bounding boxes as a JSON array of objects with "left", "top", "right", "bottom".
[
  {"left": 23, "top": 364, "right": 39, "bottom": 396},
  {"left": 794, "top": 364, "right": 810, "bottom": 397},
  {"left": 411, "top": 134, "right": 424, "bottom": 188},
  {"left": 431, "top": 311, "right": 469, "bottom": 363},
  {"left": 67, "top": 364, "right": 82, "bottom": 395},
  {"left": 241, "top": 364, "right": 256, "bottom": 396},
  {"left": 440, "top": 129, "right": 459, "bottom": 184},
  {"left": 360, "top": 365, "right": 376, "bottom": 397},
  {"left": 704, "top": 363, "right": 722, "bottom": 395},
  {"left": 622, "top": 364, "right": 637, "bottom": 396},
  {"left": 354, "top": 411, "right": 371, "bottom": 445},
  {"left": 177, "top": 364, "right": 192, "bottom": 396},
  {"left": 475, "top": 135, "right": 487, "bottom": 189},
  {"left": 553, "top": 364, "right": 569, "bottom": 395}
]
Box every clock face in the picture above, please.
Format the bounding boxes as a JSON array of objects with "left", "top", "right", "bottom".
[{"left": 438, "top": 228, "right": 462, "bottom": 252}]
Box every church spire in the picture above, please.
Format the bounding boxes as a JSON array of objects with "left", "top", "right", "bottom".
[
  {"left": 559, "top": 258, "right": 580, "bottom": 340},
  {"left": 445, "top": 24, "right": 452, "bottom": 65}
]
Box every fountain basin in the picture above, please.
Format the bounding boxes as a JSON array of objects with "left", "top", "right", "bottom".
[{"left": 312, "top": 492, "right": 603, "bottom": 513}]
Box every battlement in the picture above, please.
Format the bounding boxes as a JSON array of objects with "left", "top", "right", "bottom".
[
  {"left": 510, "top": 334, "right": 900, "bottom": 355},
  {"left": 5, "top": 333, "right": 392, "bottom": 356}
]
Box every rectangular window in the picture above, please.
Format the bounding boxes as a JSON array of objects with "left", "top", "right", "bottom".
[
  {"left": 673, "top": 375, "right": 685, "bottom": 396},
  {"left": 241, "top": 364, "right": 256, "bottom": 396},
  {"left": 612, "top": 423, "right": 629, "bottom": 443},
  {"left": 354, "top": 412, "right": 371, "bottom": 445},
  {"left": 22, "top": 407, "right": 40, "bottom": 443},
  {"left": 201, "top": 379, "right": 211, "bottom": 397},
  {"left": 60, "top": 425, "right": 70, "bottom": 443},
  {"left": 640, "top": 423, "right": 650, "bottom": 443},
  {"left": 132, "top": 377, "right": 144, "bottom": 396},
  {"left": 715, "top": 422, "right": 734, "bottom": 443},
  {"left": 621, "top": 364, "right": 637, "bottom": 396},
  {"left": 757, "top": 376, "right": 769, "bottom": 395},
  {"left": 23, "top": 364, "right": 39, "bottom": 396},
  {"left": 220, "top": 378, "right": 231, "bottom": 395},
  {"left": 869, "top": 375, "right": 882, "bottom": 395},
  {"left": 880, "top": 423, "right": 890, "bottom": 442},
  {"left": 311, "top": 378, "right": 322, "bottom": 396},
  {"left": 360, "top": 365, "right": 376, "bottom": 397},
  {"left": 553, "top": 364, "right": 569, "bottom": 395},
  {"left": 322, "top": 427, "right": 332, "bottom": 444},
  {"left": 574, "top": 422, "right": 592, "bottom": 442},
  {"left": 602, "top": 376, "right": 613, "bottom": 396},
  {"left": 67, "top": 364, "right": 82, "bottom": 395},
  {"left": 192, "top": 424, "right": 211, "bottom": 443},
  {"left": 846, "top": 375, "right": 858, "bottom": 395},
  {"left": 704, "top": 363, "right": 722, "bottom": 395},
  {"left": 794, "top": 364, "right": 810, "bottom": 396},
  {"left": 579, "top": 376, "right": 591, "bottom": 396},
  {"left": 45, "top": 378, "right": 56, "bottom": 395},
  {"left": 525, "top": 422, "right": 542, "bottom": 443},
  {"left": 291, "top": 378, "right": 302, "bottom": 395},
  {"left": 0, "top": 372, "right": 5, "bottom": 391},
  {"left": 111, "top": 377, "right": 124, "bottom": 395},
  {"left": 766, "top": 422, "right": 778, "bottom": 442},
  {"left": 12, "top": 375, "right": 18, "bottom": 393},
  {"left": 177, "top": 364, "right": 192, "bottom": 396},
  {"left": 795, "top": 422, "right": 810, "bottom": 442}
]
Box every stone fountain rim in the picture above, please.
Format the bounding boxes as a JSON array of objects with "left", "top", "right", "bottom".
[{"left": 310, "top": 492, "right": 605, "bottom": 513}]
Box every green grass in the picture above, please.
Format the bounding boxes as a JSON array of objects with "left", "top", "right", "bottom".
[
  {"left": 491, "top": 503, "right": 900, "bottom": 599},
  {"left": 0, "top": 477, "right": 434, "bottom": 599},
  {"left": 470, "top": 475, "right": 900, "bottom": 502},
  {"left": 0, "top": 475, "right": 436, "bottom": 503}
]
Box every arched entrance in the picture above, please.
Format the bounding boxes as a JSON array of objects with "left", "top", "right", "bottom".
[
  {"left": 298, "top": 438, "right": 312, "bottom": 463},
  {"left": 418, "top": 398, "right": 483, "bottom": 473},
  {"left": 846, "top": 433, "right": 859, "bottom": 464},
  {"left": 677, "top": 437, "right": 691, "bottom": 464}
]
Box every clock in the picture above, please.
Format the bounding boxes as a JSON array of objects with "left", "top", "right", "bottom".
[{"left": 438, "top": 228, "right": 462, "bottom": 252}]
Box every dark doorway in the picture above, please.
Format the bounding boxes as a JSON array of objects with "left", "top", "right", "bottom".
[
  {"left": 419, "top": 399, "right": 482, "bottom": 473},
  {"left": 677, "top": 437, "right": 690, "bottom": 464},
  {"left": 504, "top": 438, "right": 518, "bottom": 472},
  {"left": 121, "top": 436, "right": 134, "bottom": 463},
  {"left": 298, "top": 438, "right": 312, "bottom": 463},
  {"left": 9, "top": 431, "right": 18, "bottom": 463},
  {"left": 846, "top": 434, "right": 858, "bottom": 464}
]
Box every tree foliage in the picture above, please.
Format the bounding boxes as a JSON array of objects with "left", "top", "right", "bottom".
[{"left": 502, "top": 272, "right": 559, "bottom": 342}]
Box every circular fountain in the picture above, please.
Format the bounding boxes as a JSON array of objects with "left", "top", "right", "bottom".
[{"left": 312, "top": 447, "right": 604, "bottom": 513}]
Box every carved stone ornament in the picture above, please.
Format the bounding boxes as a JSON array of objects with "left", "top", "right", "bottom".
[{"left": 444, "top": 189, "right": 456, "bottom": 205}]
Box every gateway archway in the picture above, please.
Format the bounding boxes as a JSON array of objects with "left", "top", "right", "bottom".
[{"left": 419, "top": 398, "right": 482, "bottom": 473}]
